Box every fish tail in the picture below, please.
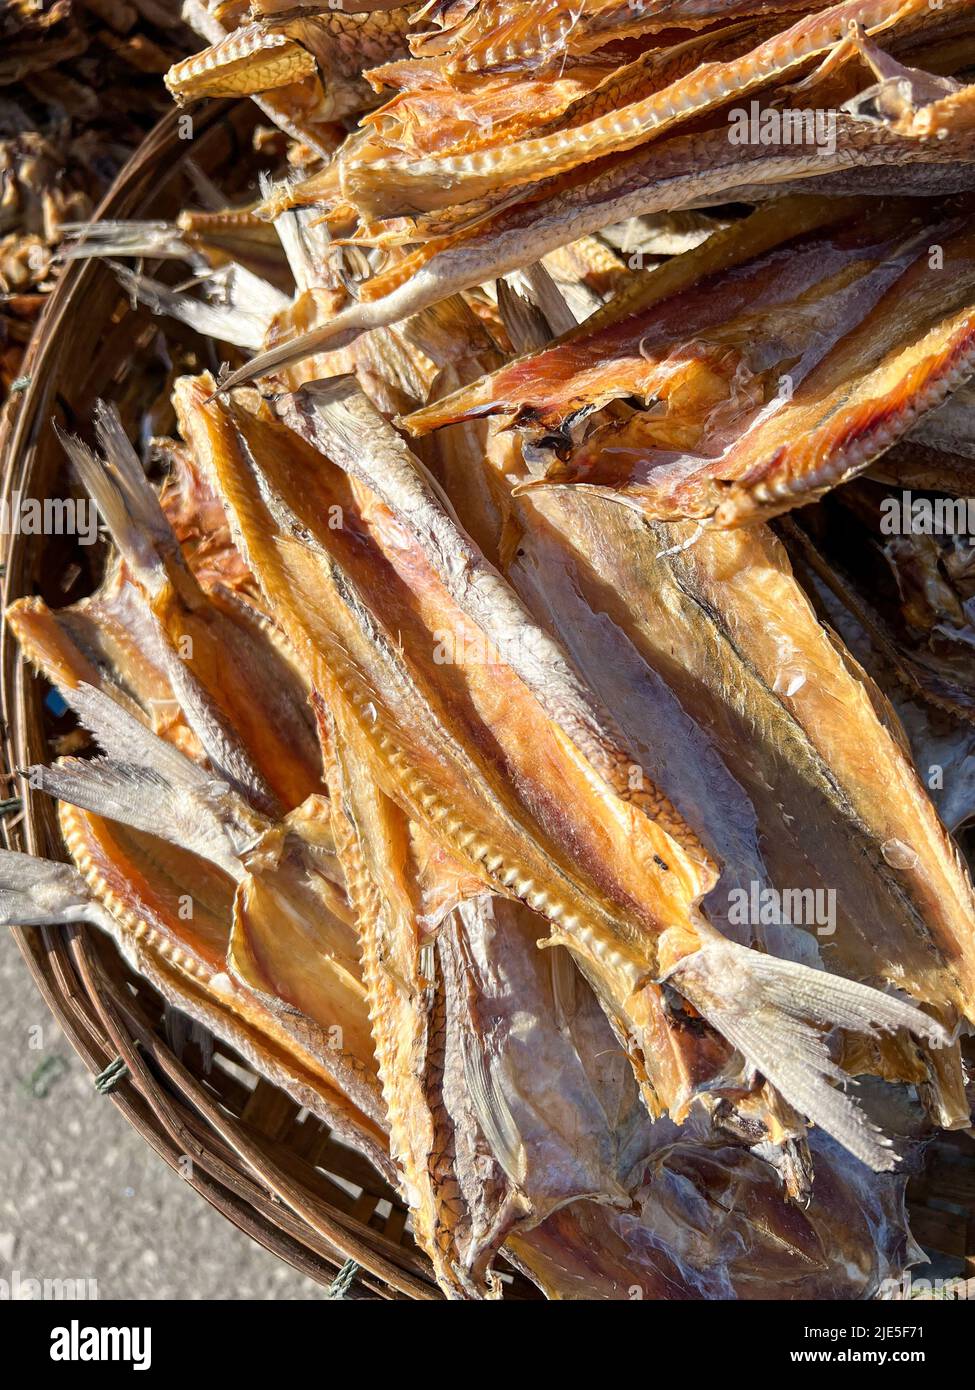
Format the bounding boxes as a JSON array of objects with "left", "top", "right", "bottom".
[
  {"left": 24, "top": 682, "right": 250, "bottom": 879},
  {"left": 57, "top": 403, "right": 184, "bottom": 594},
  {"left": 0, "top": 848, "right": 99, "bottom": 928},
  {"left": 664, "top": 931, "right": 951, "bottom": 1172}
]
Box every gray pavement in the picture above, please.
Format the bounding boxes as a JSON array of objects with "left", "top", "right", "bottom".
[{"left": 0, "top": 928, "right": 328, "bottom": 1300}]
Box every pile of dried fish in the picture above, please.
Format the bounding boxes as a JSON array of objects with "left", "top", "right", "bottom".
[{"left": 3, "top": 0, "right": 975, "bottom": 1298}]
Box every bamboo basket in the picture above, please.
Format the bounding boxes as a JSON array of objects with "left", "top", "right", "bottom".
[
  {"left": 0, "top": 101, "right": 456, "bottom": 1303},
  {"left": 0, "top": 103, "right": 971, "bottom": 1301}
]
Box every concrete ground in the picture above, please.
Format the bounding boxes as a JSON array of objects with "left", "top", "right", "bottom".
[{"left": 0, "top": 928, "right": 328, "bottom": 1300}]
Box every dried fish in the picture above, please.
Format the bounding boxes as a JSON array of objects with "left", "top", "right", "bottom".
[
  {"left": 6, "top": 0, "right": 975, "bottom": 1301},
  {"left": 404, "top": 196, "right": 975, "bottom": 526}
]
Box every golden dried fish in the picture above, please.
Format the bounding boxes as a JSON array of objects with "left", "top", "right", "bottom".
[
  {"left": 172, "top": 368, "right": 961, "bottom": 1172},
  {"left": 22, "top": 679, "right": 388, "bottom": 1135},
  {"left": 339, "top": 0, "right": 966, "bottom": 216},
  {"left": 409, "top": 280, "right": 975, "bottom": 1126},
  {"left": 222, "top": 106, "right": 975, "bottom": 390},
  {"left": 166, "top": 24, "right": 319, "bottom": 101},
  {"left": 781, "top": 506, "right": 975, "bottom": 837},
  {"left": 404, "top": 195, "right": 975, "bottom": 525},
  {"left": 57, "top": 403, "right": 323, "bottom": 813},
  {"left": 167, "top": 6, "right": 412, "bottom": 119},
  {"left": 0, "top": 830, "right": 391, "bottom": 1174},
  {"left": 321, "top": 674, "right": 922, "bottom": 1298},
  {"left": 507, "top": 1125, "right": 918, "bottom": 1300},
  {"left": 785, "top": 482, "right": 975, "bottom": 725}
]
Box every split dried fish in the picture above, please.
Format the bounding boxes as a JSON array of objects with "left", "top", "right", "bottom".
[{"left": 5, "top": 0, "right": 975, "bottom": 1301}]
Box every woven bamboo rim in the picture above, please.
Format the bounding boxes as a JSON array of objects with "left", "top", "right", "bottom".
[{"left": 1, "top": 102, "right": 970, "bottom": 1299}]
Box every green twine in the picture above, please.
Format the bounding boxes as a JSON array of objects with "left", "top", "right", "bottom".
[
  {"left": 93, "top": 1056, "right": 130, "bottom": 1094},
  {"left": 325, "top": 1259, "right": 358, "bottom": 1300}
]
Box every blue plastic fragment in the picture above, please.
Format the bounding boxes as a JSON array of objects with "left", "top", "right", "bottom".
[{"left": 45, "top": 689, "right": 68, "bottom": 717}]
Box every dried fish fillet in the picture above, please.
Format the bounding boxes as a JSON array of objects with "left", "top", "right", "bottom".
[
  {"left": 23, "top": 680, "right": 386, "bottom": 1132},
  {"left": 222, "top": 113, "right": 975, "bottom": 390},
  {"left": 0, "top": 828, "right": 392, "bottom": 1177},
  {"left": 404, "top": 197, "right": 975, "bottom": 525},
  {"left": 169, "top": 369, "right": 961, "bottom": 1170}
]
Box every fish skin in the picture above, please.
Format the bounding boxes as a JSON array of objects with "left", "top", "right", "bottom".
[
  {"left": 514, "top": 496, "right": 975, "bottom": 1012},
  {"left": 448, "top": 388, "right": 975, "bottom": 1017},
  {"left": 400, "top": 195, "right": 886, "bottom": 432},
  {"left": 506, "top": 1125, "right": 917, "bottom": 1300},
  {"left": 23, "top": 667, "right": 387, "bottom": 1132},
  {"left": 459, "top": 475, "right": 974, "bottom": 1123},
  {"left": 6, "top": 587, "right": 204, "bottom": 765},
  {"left": 357, "top": 19, "right": 773, "bottom": 168},
  {"left": 279, "top": 377, "right": 710, "bottom": 860},
  {"left": 320, "top": 687, "right": 517, "bottom": 1299},
  {"left": 412, "top": 0, "right": 835, "bottom": 72},
  {"left": 229, "top": 804, "right": 387, "bottom": 1129}
]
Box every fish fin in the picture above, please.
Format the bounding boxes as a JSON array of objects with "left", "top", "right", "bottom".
[
  {"left": 459, "top": 1014, "right": 527, "bottom": 1188},
  {"left": 56, "top": 405, "right": 182, "bottom": 594},
  {"left": 214, "top": 276, "right": 417, "bottom": 393},
  {"left": 157, "top": 653, "right": 280, "bottom": 816},
  {"left": 497, "top": 262, "right": 578, "bottom": 352},
  {"left": 665, "top": 933, "right": 950, "bottom": 1172},
  {"left": 29, "top": 682, "right": 256, "bottom": 874},
  {"left": 212, "top": 315, "right": 360, "bottom": 392},
  {"left": 106, "top": 260, "right": 284, "bottom": 351},
  {"left": 496, "top": 276, "right": 559, "bottom": 356},
  {"left": 28, "top": 757, "right": 245, "bottom": 882},
  {"left": 0, "top": 849, "right": 101, "bottom": 927},
  {"left": 57, "top": 681, "right": 209, "bottom": 789}
]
